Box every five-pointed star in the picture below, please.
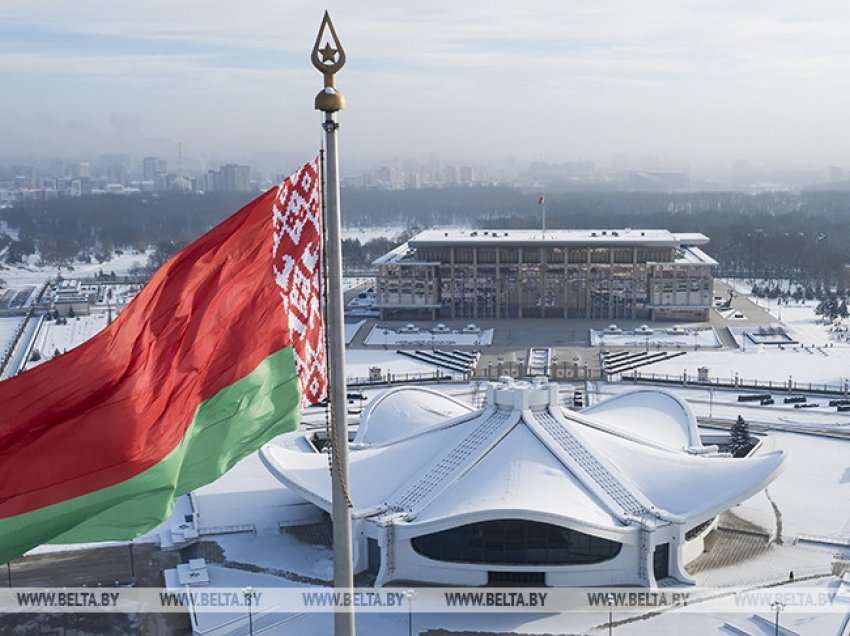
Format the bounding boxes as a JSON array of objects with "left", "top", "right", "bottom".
[{"left": 319, "top": 43, "right": 338, "bottom": 63}]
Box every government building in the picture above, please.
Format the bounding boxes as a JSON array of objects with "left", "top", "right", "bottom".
[{"left": 373, "top": 229, "right": 716, "bottom": 321}]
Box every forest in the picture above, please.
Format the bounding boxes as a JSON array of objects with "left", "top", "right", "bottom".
[{"left": 3, "top": 187, "right": 850, "bottom": 287}]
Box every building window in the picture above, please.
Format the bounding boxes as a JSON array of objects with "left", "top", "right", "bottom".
[{"left": 411, "top": 519, "right": 622, "bottom": 565}]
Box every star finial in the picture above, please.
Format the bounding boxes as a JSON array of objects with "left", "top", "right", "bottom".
[{"left": 319, "top": 43, "right": 338, "bottom": 63}]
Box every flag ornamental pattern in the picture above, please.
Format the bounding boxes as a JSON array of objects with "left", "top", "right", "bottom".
[
  {"left": 272, "top": 162, "right": 327, "bottom": 406},
  {"left": 0, "top": 158, "right": 325, "bottom": 563}
]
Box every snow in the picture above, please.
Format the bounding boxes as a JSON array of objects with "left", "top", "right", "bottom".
[
  {"left": 596, "top": 382, "right": 850, "bottom": 431},
  {"left": 344, "top": 319, "right": 366, "bottom": 345},
  {"left": 0, "top": 248, "right": 149, "bottom": 288},
  {"left": 24, "top": 312, "right": 109, "bottom": 370},
  {"left": 591, "top": 327, "right": 720, "bottom": 348},
  {"left": 341, "top": 225, "right": 406, "bottom": 243},
  {"left": 192, "top": 452, "right": 316, "bottom": 534},
  {"left": 364, "top": 325, "right": 494, "bottom": 347},
  {"left": 581, "top": 389, "right": 700, "bottom": 449},
  {"left": 637, "top": 346, "right": 850, "bottom": 388},
  {"left": 345, "top": 349, "right": 449, "bottom": 381},
  {"left": 0, "top": 315, "right": 23, "bottom": 354}
]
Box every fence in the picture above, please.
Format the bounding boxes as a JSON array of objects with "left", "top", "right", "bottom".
[
  {"left": 346, "top": 370, "right": 455, "bottom": 387},
  {"left": 623, "top": 371, "right": 850, "bottom": 397}
]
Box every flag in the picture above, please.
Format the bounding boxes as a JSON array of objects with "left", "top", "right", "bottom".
[
  {"left": 538, "top": 195, "right": 545, "bottom": 205},
  {"left": 0, "top": 159, "right": 326, "bottom": 563}
]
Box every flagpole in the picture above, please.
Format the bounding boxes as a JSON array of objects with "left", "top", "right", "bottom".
[{"left": 311, "top": 12, "right": 355, "bottom": 636}]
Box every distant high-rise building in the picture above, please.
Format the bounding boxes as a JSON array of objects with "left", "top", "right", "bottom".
[
  {"left": 218, "top": 164, "right": 251, "bottom": 192},
  {"left": 829, "top": 166, "right": 845, "bottom": 183},
  {"left": 444, "top": 165, "right": 458, "bottom": 186},
  {"left": 459, "top": 166, "right": 474, "bottom": 185},
  {"left": 142, "top": 157, "right": 159, "bottom": 182}
]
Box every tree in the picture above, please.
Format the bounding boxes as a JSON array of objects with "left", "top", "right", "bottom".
[
  {"left": 840, "top": 301, "right": 849, "bottom": 319},
  {"left": 730, "top": 415, "right": 750, "bottom": 456}
]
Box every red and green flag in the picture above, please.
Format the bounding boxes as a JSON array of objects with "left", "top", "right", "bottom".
[{"left": 0, "top": 159, "right": 327, "bottom": 563}]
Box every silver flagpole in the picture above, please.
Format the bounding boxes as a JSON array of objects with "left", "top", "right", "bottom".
[{"left": 311, "top": 12, "right": 355, "bottom": 636}]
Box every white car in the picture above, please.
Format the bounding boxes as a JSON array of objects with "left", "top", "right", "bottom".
[
  {"left": 603, "top": 324, "right": 622, "bottom": 334},
  {"left": 461, "top": 323, "right": 481, "bottom": 334},
  {"left": 431, "top": 323, "right": 451, "bottom": 334},
  {"left": 634, "top": 324, "right": 654, "bottom": 335},
  {"left": 399, "top": 323, "right": 420, "bottom": 333}
]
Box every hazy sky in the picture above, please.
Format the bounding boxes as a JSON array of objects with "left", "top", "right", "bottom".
[{"left": 3, "top": 1, "right": 850, "bottom": 172}]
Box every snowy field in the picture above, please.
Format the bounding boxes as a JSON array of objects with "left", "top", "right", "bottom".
[
  {"left": 591, "top": 327, "right": 720, "bottom": 348},
  {"left": 636, "top": 347, "right": 850, "bottom": 387},
  {"left": 345, "top": 349, "right": 451, "bottom": 382},
  {"left": 0, "top": 315, "right": 23, "bottom": 355},
  {"left": 24, "top": 312, "right": 109, "bottom": 369},
  {"left": 364, "top": 325, "right": 494, "bottom": 347},
  {"left": 638, "top": 281, "right": 850, "bottom": 386},
  {"left": 0, "top": 248, "right": 149, "bottom": 288}
]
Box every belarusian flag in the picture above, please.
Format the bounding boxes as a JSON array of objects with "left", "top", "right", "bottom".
[{"left": 0, "top": 159, "right": 327, "bottom": 563}]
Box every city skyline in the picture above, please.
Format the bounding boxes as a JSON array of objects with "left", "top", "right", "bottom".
[{"left": 2, "top": 1, "right": 850, "bottom": 173}]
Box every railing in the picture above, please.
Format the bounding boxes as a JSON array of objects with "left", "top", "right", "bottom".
[
  {"left": 345, "top": 370, "right": 456, "bottom": 387},
  {"left": 623, "top": 371, "right": 850, "bottom": 397}
]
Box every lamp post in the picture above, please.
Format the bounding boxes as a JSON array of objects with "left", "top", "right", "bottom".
[
  {"left": 770, "top": 600, "right": 784, "bottom": 636},
  {"left": 404, "top": 589, "right": 414, "bottom": 636},
  {"left": 242, "top": 586, "right": 254, "bottom": 636},
  {"left": 606, "top": 592, "right": 615, "bottom": 636}
]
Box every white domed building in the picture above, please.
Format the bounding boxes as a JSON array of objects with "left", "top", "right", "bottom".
[{"left": 261, "top": 379, "right": 785, "bottom": 587}]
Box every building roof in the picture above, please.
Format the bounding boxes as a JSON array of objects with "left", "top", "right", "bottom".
[
  {"left": 405, "top": 228, "right": 710, "bottom": 248},
  {"left": 261, "top": 382, "right": 785, "bottom": 538}
]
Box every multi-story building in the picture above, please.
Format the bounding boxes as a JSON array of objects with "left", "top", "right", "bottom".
[
  {"left": 218, "top": 164, "right": 251, "bottom": 192},
  {"left": 373, "top": 228, "right": 716, "bottom": 321}
]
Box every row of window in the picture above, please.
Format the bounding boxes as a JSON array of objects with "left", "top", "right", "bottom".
[{"left": 411, "top": 519, "right": 622, "bottom": 566}]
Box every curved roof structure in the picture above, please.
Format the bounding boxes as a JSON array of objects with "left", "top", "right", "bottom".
[
  {"left": 262, "top": 380, "right": 786, "bottom": 540},
  {"left": 580, "top": 388, "right": 704, "bottom": 451},
  {"left": 354, "top": 386, "right": 474, "bottom": 446}
]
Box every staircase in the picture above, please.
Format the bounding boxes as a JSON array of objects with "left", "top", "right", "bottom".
[{"left": 387, "top": 408, "right": 514, "bottom": 515}]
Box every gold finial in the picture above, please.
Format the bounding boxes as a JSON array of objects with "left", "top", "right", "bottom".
[{"left": 311, "top": 11, "right": 346, "bottom": 112}]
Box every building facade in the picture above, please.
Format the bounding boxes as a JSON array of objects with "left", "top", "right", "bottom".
[
  {"left": 262, "top": 381, "right": 785, "bottom": 587},
  {"left": 373, "top": 229, "right": 716, "bottom": 321}
]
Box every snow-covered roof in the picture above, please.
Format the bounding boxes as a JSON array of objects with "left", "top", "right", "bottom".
[
  {"left": 580, "top": 388, "right": 703, "bottom": 451},
  {"left": 406, "top": 229, "right": 710, "bottom": 248},
  {"left": 261, "top": 380, "right": 786, "bottom": 536},
  {"left": 354, "top": 386, "right": 475, "bottom": 446}
]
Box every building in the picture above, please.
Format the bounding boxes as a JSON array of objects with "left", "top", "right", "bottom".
[
  {"left": 53, "top": 280, "right": 91, "bottom": 316},
  {"left": 217, "top": 164, "right": 251, "bottom": 192},
  {"left": 262, "top": 380, "right": 785, "bottom": 587},
  {"left": 373, "top": 228, "right": 716, "bottom": 321}
]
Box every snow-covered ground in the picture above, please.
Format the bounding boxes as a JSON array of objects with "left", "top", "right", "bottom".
[
  {"left": 0, "top": 248, "right": 149, "bottom": 288},
  {"left": 364, "top": 325, "right": 494, "bottom": 347},
  {"left": 345, "top": 349, "right": 449, "bottom": 381},
  {"left": 344, "top": 319, "right": 366, "bottom": 345},
  {"left": 0, "top": 315, "right": 23, "bottom": 354},
  {"left": 342, "top": 276, "right": 373, "bottom": 292},
  {"left": 591, "top": 327, "right": 720, "bottom": 348},
  {"left": 24, "top": 312, "right": 109, "bottom": 369}
]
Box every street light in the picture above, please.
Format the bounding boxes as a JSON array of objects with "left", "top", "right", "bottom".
[
  {"left": 404, "top": 589, "right": 414, "bottom": 636},
  {"left": 606, "top": 592, "right": 615, "bottom": 636},
  {"left": 770, "top": 600, "right": 784, "bottom": 636},
  {"left": 242, "top": 586, "right": 254, "bottom": 636}
]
